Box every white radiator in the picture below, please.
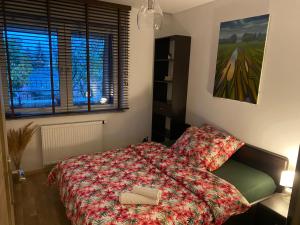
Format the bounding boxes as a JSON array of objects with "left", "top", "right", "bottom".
[{"left": 41, "top": 121, "right": 104, "bottom": 166}]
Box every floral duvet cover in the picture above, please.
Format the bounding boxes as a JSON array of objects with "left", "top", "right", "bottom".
[{"left": 48, "top": 142, "right": 250, "bottom": 225}]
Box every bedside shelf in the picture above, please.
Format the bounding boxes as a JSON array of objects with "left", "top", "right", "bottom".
[
  {"left": 155, "top": 59, "right": 174, "bottom": 62},
  {"left": 260, "top": 193, "right": 290, "bottom": 218},
  {"left": 255, "top": 193, "right": 290, "bottom": 225},
  {"left": 151, "top": 35, "right": 191, "bottom": 143},
  {"left": 152, "top": 129, "right": 171, "bottom": 139},
  {"left": 154, "top": 80, "right": 173, "bottom": 84},
  {"left": 153, "top": 101, "right": 172, "bottom": 116}
]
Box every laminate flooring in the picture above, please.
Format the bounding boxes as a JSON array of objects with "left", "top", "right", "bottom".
[{"left": 13, "top": 171, "right": 71, "bottom": 225}]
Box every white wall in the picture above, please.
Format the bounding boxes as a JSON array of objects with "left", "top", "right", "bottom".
[
  {"left": 158, "top": 0, "right": 300, "bottom": 168},
  {"left": 6, "top": 8, "right": 154, "bottom": 172},
  {"left": 155, "top": 13, "right": 186, "bottom": 38}
]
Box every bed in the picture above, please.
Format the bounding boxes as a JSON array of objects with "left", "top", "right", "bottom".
[
  {"left": 212, "top": 159, "right": 277, "bottom": 203},
  {"left": 48, "top": 140, "right": 288, "bottom": 225},
  {"left": 222, "top": 144, "right": 288, "bottom": 225}
]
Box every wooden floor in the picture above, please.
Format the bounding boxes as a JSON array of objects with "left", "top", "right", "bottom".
[{"left": 13, "top": 171, "right": 71, "bottom": 225}]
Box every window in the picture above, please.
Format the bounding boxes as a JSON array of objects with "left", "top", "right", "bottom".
[
  {"left": 71, "top": 34, "right": 107, "bottom": 106},
  {"left": 0, "top": 0, "right": 130, "bottom": 118},
  {"left": 5, "top": 29, "right": 60, "bottom": 109}
]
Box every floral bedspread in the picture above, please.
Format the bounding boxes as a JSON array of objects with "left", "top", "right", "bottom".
[{"left": 48, "top": 142, "right": 250, "bottom": 225}]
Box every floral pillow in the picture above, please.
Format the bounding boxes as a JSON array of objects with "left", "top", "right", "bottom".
[
  {"left": 171, "top": 124, "right": 244, "bottom": 171},
  {"left": 207, "top": 135, "right": 245, "bottom": 171},
  {"left": 171, "top": 126, "right": 227, "bottom": 168}
]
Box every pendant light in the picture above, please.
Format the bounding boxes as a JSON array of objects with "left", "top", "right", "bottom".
[{"left": 137, "top": 0, "right": 163, "bottom": 30}]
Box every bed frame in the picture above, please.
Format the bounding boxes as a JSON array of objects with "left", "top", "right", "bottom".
[
  {"left": 232, "top": 144, "right": 289, "bottom": 193},
  {"left": 224, "top": 144, "right": 289, "bottom": 225},
  {"left": 166, "top": 136, "right": 289, "bottom": 192}
]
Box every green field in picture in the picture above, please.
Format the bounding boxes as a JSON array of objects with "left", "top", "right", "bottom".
[{"left": 213, "top": 14, "right": 269, "bottom": 104}]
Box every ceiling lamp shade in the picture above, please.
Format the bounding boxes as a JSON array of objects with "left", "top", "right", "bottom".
[{"left": 137, "top": 0, "right": 163, "bottom": 30}]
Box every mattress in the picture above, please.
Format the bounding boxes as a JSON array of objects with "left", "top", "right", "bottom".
[{"left": 213, "top": 159, "right": 276, "bottom": 203}]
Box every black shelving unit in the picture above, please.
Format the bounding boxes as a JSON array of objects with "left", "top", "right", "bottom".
[{"left": 151, "top": 35, "right": 191, "bottom": 143}]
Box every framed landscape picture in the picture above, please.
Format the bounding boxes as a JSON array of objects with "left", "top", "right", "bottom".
[{"left": 213, "top": 14, "right": 270, "bottom": 104}]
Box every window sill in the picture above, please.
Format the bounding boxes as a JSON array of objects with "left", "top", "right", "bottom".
[{"left": 5, "top": 108, "right": 129, "bottom": 120}]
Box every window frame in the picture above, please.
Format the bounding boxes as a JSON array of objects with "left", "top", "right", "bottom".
[
  {"left": 0, "top": 0, "right": 130, "bottom": 119},
  {"left": 1, "top": 26, "right": 60, "bottom": 115}
]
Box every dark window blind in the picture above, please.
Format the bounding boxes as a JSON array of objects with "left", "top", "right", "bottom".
[{"left": 0, "top": 0, "right": 130, "bottom": 118}]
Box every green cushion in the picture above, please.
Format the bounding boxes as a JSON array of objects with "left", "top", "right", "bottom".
[{"left": 212, "top": 159, "right": 276, "bottom": 203}]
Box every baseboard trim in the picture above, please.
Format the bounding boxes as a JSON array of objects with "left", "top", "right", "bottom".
[{"left": 25, "top": 165, "right": 55, "bottom": 177}]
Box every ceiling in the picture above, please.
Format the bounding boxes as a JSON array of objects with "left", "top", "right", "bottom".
[{"left": 101, "top": 0, "right": 215, "bottom": 14}]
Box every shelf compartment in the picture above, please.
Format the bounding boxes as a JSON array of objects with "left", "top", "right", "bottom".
[
  {"left": 154, "top": 80, "right": 173, "bottom": 84},
  {"left": 152, "top": 129, "right": 170, "bottom": 138},
  {"left": 155, "top": 37, "right": 170, "bottom": 60},
  {"left": 153, "top": 101, "right": 172, "bottom": 116},
  {"left": 155, "top": 58, "right": 174, "bottom": 62},
  {"left": 154, "top": 61, "right": 169, "bottom": 81},
  {"left": 152, "top": 114, "right": 165, "bottom": 130},
  {"left": 153, "top": 82, "right": 168, "bottom": 102}
]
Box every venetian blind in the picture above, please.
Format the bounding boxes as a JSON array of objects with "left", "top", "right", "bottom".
[{"left": 0, "top": 0, "right": 130, "bottom": 118}]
